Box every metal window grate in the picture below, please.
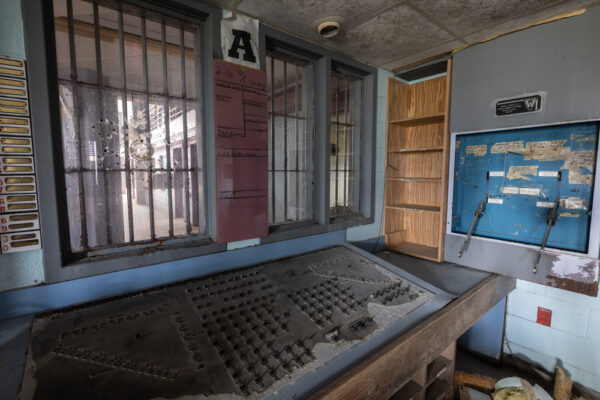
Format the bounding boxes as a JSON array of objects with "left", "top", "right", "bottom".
[
  {"left": 330, "top": 71, "right": 362, "bottom": 218},
  {"left": 53, "top": 0, "right": 205, "bottom": 254},
  {"left": 266, "top": 51, "right": 314, "bottom": 226}
]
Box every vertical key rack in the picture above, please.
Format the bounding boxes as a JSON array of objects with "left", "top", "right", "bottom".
[{"left": 0, "top": 56, "right": 41, "bottom": 253}]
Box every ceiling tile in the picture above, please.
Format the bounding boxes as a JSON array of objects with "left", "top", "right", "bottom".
[
  {"left": 382, "top": 39, "right": 462, "bottom": 71},
  {"left": 326, "top": 4, "right": 453, "bottom": 65},
  {"left": 237, "top": 0, "right": 400, "bottom": 42},
  {"left": 462, "top": 0, "right": 598, "bottom": 43},
  {"left": 411, "top": 0, "right": 554, "bottom": 36}
]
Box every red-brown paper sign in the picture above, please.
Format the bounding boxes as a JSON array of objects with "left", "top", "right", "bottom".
[{"left": 213, "top": 59, "right": 268, "bottom": 243}]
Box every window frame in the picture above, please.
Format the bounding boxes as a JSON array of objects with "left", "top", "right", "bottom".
[
  {"left": 22, "top": 1, "right": 377, "bottom": 283},
  {"left": 259, "top": 26, "right": 377, "bottom": 242},
  {"left": 23, "top": 0, "right": 223, "bottom": 282}
]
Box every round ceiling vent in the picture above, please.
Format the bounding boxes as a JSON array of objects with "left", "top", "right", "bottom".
[{"left": 317, "top": 21, "right": 340, "bottom": 38}]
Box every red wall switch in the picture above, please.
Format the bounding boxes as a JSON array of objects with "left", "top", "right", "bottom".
[{"left": 537, "top": 307, "right": 552, "bottom": 327}]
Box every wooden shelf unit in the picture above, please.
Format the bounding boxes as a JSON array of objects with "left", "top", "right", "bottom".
[{"left": 384, "top": 64, "right": 451, "bottom": 262}]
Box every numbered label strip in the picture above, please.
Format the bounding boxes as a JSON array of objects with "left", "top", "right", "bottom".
[
  {"left": 0, "top": 156, "right": 35, "bottom": 174},
  {"left": 0, "top": 76, "right": 27, "bottom": 98},
  {"left": 0, "top": 136, "right": 32, "bottom": 155},
  {"left": 0, "top": 194, "right": 37, "bottom": 213},
  {"left": 0, "top": 116, "right": 30, "bottom": 136},
  {"left": 0, "top": 212, "right": 39, "bottom": 233},
  {"left": 1, "top": 230, "right": 40, "bottom": 253},
  {"left": 0, "top": 96, "right": 28, "bottom": 116},
  {"left": 0, "top": 57, "right": 26, "bottom": 80},
  {"left": 0, "top": 175, "right": 36, "bottom": 194}
]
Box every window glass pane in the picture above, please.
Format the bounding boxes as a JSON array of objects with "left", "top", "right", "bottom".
[
  {"left": 53, "top": 0, "right": 205, "bottom": 254},
  {"left": 266, "top": 50, "right": 314, "bottom": 226},
  {"left": 330, "top": 71, "right": 362, "bottom": 218}
]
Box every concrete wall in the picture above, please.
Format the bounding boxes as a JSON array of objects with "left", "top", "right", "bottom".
[{"left": 505, "top": 280, "right": 600, "bottom": 392}]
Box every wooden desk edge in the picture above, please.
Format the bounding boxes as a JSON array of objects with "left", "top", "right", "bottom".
[{"left": 310, "top": 274, "right": 516, "bottom": 400}]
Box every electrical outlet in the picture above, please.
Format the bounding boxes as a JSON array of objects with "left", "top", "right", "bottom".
[{"left": 537, "top": 307, "right": 552, "bottom": 327}]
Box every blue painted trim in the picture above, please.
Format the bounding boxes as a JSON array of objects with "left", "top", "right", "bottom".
[{"left": 0, "top": 231, "right": 345, "bottom": 321}]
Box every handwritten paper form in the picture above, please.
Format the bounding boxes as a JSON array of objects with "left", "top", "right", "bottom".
[{"left": 213, "top": 59, "right": 268, "bottom": 243}]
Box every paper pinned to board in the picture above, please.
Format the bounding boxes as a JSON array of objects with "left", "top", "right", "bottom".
[
  {"left": 466, "top": 145, "right": 487, "bottom": 157},
  {"left": 507, "top": 165, "right": 538, "bottom": 180}
]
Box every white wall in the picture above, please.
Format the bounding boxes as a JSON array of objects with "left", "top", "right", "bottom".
[{"left": 505, "top": 279, "right": 600, "bottom": 392}]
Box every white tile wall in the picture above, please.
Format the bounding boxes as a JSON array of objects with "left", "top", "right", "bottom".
[{"left": 505, "top": 279, "right": 600, "bottom": 392}]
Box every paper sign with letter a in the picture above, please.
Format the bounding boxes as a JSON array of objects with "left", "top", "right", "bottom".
[
  {"left": 214, "top": 59, "right": 268, "bottom": 243},
  {"left": 221, "top": 12, "right": 260, "bottom": 70}
]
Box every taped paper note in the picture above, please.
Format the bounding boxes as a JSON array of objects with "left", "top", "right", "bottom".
[
  {"left": 507, "top": 165, "right": 538, "bottom": 181},
  {"left": 561, "top": 197, "right": 586, "bottom": 210},
  {"left": 502, "top": 186, "right": 519, "bottom": 194},
  {"left": 488, "top": 198, "right": 503, "bottom": 204},
  {"left": 537, "top": 201, "right": 555, "bottom": 208},
  {"left": 466, "top": 145, "right": 487, "bottom": 157},
  {"left": 489, "top": 171, "right": 504, "bottom": 177},
  {"left": 490, "top": 140, "right": 524, "bottom": 154},
  {"left": 539, "top": 171, "right": 559, "bottom": 177},
  {"left": 519, "top": 187, "right": 540, "bottom": 196},
  {"left": 560, "top": 212, "right": 580, "bottom": 218}
]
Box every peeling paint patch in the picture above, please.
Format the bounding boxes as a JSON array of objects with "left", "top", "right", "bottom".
[
  {"left": 561, "top": 150, "right": 596, "bottom": 185},
  {"left": 560, "top": 212, "right": 580, "bottom": 218},
  {"left": 546, "top": 276, "right": 599, "bottom": 297},
  {"left": 455, "top": 139, "right": 461, "bottom": 153},
  {"left": 548, "top": 254, "right": 599, "bottom": 281},
  {"left": 561, "top": 197, "right": 586, "bottom": 210},
  {"left": 490, "top": 140, "right": 524, "bottom": 154},
  {"left": 546, "top": 254, "right": 598, "bottom": 296},
  {"left": 507, "top": 165, "right": 538, "bottom": 180},
  {"left": 466, "top": 144, "right": 487, "bottom": 157}
]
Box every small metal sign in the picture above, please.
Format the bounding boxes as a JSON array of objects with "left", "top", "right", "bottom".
[{"left": 495, "top": 94, "right": 541, "bottom": 116}]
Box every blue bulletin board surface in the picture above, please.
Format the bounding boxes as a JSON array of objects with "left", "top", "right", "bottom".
[{"left": 452, "top": 122, "right": 599, "bottom": 253}]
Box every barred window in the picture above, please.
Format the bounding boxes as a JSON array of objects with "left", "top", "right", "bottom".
[
  {"left": 266, "top": 50, "right": 314, "bottom": 226},
  {"left": 330, "top": 70, "right": 362, "bottom": 218},
  {"left": 53, "top": 0, "right": 204, "bottom": 254}
]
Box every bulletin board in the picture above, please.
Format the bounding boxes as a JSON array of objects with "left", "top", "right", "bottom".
[{"left": 452, "top": 122, "right": 599, "bottom": 253}]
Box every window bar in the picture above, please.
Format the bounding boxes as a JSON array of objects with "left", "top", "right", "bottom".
[
  {"left": 161, "top": 22, "right": 174, "bottom": 238},
  {"left": 283, "top": 60, "right": 288, "bottom": 221},
  {"left": 343, "top": 78, "right": 349, "bottom": 216},
  {"left": 141, "top": 14, "right": 156, "bottom": 239},
  {"left": 180, "top": 27, "right": 191, "bottom": 235},
  {"left": 66, "top": 0, "right": 88, "bottom": 249},
  {"left": 270, "top": 56, "right": 276, "bottom": 223},
  {"left": 294, "top": 64, "right": 299, "bottom": 221},
  {"left": 93, "top": 2, "right": 113, "bottom": 244},
  {"left": 118, "top": 9, "right": 134, "bottom": 243},
  {"left": 334, "top": 75, "right": 340, "bottom": 214}
]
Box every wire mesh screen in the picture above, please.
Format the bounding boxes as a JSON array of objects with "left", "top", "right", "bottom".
[
  {"left": 266, "top": 51, "right": 314, "bottom": 226},
  {"left": 53, "top": 0, "right": 205, "bottom": 253},
  {"left": 330, "top": 71, "right": 362, "bottom": 218}
]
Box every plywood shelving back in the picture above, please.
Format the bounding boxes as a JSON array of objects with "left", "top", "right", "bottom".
[{"left": 384, "top": 68, "right": 450, "bottom": 262}]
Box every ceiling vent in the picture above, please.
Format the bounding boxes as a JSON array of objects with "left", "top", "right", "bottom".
[
  {"left": 317, "top": 21, "right": 340, "bottom": 38},
  {"left": 396, "top": 58, "right": 448, "bottom": 82}
]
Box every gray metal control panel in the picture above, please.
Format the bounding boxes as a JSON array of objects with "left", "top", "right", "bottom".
[{"left": 20, "top": 245, "right": 452, "bottom": 399}]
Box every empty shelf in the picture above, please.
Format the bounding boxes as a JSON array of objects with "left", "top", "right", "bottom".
[
  {"left": 386, "top": 204, "right": 440, "bottom": 212},
  {"left": 390, "top": 380, "right": 423, "bottom": 400},
  {"left": 388, "top": 147, "right": 443, "bottom": 153},
  {"left": 389, "top": 113, "right": 445, "bottom": 126},
  {"left": 388, "top": 242, "right": 439, "bottom": 261}
]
